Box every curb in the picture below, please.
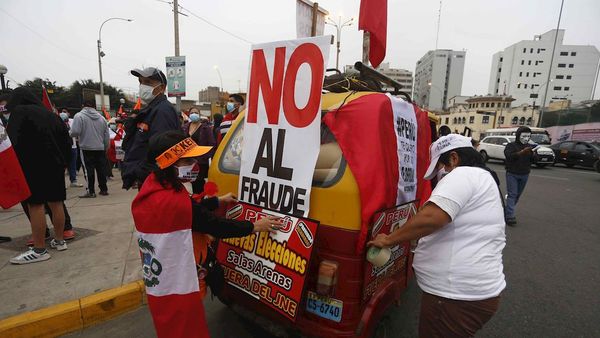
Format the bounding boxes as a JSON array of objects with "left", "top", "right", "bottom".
[{"left": 0, "top": 280, "right": 147, "bottom": 338}]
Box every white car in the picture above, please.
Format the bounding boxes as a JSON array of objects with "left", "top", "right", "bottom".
[{"left": 479, "top": 136, "right": 555, "bottom": 167}]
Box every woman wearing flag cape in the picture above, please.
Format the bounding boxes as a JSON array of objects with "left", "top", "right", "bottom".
[{"left": 132, "top": 130, "right": 282, "bottom": 338}]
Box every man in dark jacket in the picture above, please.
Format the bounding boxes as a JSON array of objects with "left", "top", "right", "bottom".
[
  {"left": 504, "top": 126, "right": 536, "bottom": 225},
  {"left": 6, "top": 87, "right": 71, "bottom": 264},
  {"left": 121, "top": 67, "right": 181, "bottom": 190}
]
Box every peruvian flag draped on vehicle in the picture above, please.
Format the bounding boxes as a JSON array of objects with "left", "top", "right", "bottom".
[
  {"left": 323, "top": 94, "right": 432, "bottom": 253},
  {"left": 0, "top": 121, "right": 31, "bottom": 209}
]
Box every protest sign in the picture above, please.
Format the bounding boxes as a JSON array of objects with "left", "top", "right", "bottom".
[
  {"left": 238, "top": 36, "right": 331, "bottom": 217},
  {"left": 217, "top": 202, "right": 319, "bottom": 321}
]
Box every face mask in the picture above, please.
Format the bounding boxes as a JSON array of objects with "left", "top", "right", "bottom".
[
  {"left": 109, "top": 124, "right": 117, "bottom": 131},
  {"left": 60, "top": 112, "right": 69, "bottom": 121},
  {"left": 2, "top": 113, "right": 9, "bottom": 121},
  {"left": 189, "top": 113, "right": 200, "bottom": 122},
  {"left": 436, "top": 166, "right": 449, "bottom": 182},
  {"left": 139, "top": 84, "right": 160, "bottom": 104},
  {"left": 519, "top": 132, "right": 531, "bottom": 144},
  {"left": 226, "top": 102, "right": 236, "bottom": 113},
  {"left": 174, "top": 163, "right": 200, "bottom": 182}
]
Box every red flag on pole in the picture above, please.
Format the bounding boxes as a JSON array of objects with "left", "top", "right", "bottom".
[
  {"left": 0, "top": 122, "right": 31, "bottom": 209},
  {"left": 41, "top": 85, "right": 54, "bottom": 112},
  {"left": 359, "top": 0, "right": 388, "bottom": 68},
  {"left": 102, "top": 107, "right": 111, "bottom": 120}
]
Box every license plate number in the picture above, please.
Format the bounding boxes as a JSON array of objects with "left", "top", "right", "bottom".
[
  {"left": 306, "top": 291, "right": 343, "bottom": 323},
  {"left": 540, "top": 157, "right": 548, "bottom": 161}
]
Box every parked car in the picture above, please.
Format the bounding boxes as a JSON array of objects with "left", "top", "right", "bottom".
[
  {"left": 549, "top": 141, "right": 600, "bottom": 172},
  {"left": 479, "top": 135, "right": 555, "bottom": 167}
]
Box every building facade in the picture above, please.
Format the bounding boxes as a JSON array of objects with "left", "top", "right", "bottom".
[
  {"left": 488, "top": 29, "right": 600, "bottom": 107},
  {"left": 414, "top": 49, "right": 466, "bottom": 111},
  {"left": 438, "top": 95, "right": 540, "bottom": 140},
  {"left": 375, "top": 62, "right": 413, "bottom": 97}
]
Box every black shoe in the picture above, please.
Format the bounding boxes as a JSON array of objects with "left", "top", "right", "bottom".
[
  {"left": 506, "top": 217, "right": 517, "bottom": 226},
  {"left": 99, "top": 191, "right": 109, "bottom": 196},
  {"left": 79, "top": 192, "right": 97, "bottom": 198}
]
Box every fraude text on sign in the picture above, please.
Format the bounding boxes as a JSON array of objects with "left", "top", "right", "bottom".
[{"left": 238, "top": 36, "right": 331, "bottom": 217}]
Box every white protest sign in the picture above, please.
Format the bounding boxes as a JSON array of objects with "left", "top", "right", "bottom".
[
  {"left": 388, "top": 94, "right": 418, "bottom": 204},
  {"left": 238, "top": 36, "right": 331, "bottom": 217}
]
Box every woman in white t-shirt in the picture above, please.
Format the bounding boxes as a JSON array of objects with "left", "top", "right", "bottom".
[{"left": 368, "top": 134, "right": 506, "bottom": 338}]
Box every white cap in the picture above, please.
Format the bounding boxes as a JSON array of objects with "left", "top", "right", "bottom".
[{"left": 424, "top": 134, "right": 473, "bottom": 180}]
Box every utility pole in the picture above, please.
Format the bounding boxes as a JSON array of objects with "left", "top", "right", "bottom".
[
  {"left": 362, "top": 32, "right": 370, "bottom": 65},
  {"left": 435, "top": 0, "right": 442, "bottom": 50},
  {"left": 539, "top": 0, "right": 564, "bottom": 127},
  {"left": 173, "top": 0, "right": 181, "bottom": 113}
]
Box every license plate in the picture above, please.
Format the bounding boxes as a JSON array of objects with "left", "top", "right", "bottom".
[
  {"left": 305, "top": 291, "right": 343, "bottom": 323},
  {"left": 540, "top": 158, "right": 548, "bottom": 161}
]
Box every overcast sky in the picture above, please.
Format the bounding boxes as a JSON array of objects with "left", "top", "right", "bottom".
[{"left": 1, "top": 0, "right": 599, "bottom": 104}]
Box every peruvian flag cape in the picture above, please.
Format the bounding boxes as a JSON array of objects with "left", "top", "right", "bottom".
[
  {"left": 131, "top": 174, "right": 209, "bottom": 338},
  {"left": 0, "top": 121, "right": 31, "bottom": 209},
  {"left": 323, "top": 93, "right": 432, "bottom": 253}
]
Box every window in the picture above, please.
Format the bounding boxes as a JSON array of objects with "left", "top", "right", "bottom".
[
  {"left": 527, "top": 117, "right": 533, "bottom": 126},
  {"left": 519, "top": 72, "right": 523, "bottom": 77},
  {"left": 445, "top": 117, "right": 449, "bottom": 124},
  {"left": 521, "top": 60, "right": 525, "bottom": 65},
  {"left": 523, "top": 48, "right": 526, "bottom": 53},
  {"left": 574, "top": 143, "right": 591, "bottom": 152},
  {"left": 491, "top": 102, "right": 495, "bottom": 108},
  {"left": 500, "top": 57, "right": 503, "bottom": 62},
  {"left": 564, "top": 87, "right": 570, "bottom": 91},
  {"left": 559, "top": 142, "right": 574, "bottom": 150},
  {"left": 530, "top": 48, "right": 533, "bottom": 53},
  {"left": 519, "top": 117, "right": 525, "bottom": 125},
  {"left": 538, "top": 60, "right": 543, "bottom": 64},
  {"left": 498, "top": 116, "right": 505, "bottom": 124},
  {"left": 511, "top": 117, "right": 518, "bottom": 125},
  {"left": 537, "top": 48, "right": 541, "bottom": 54},
  {"left": 558, "top": 63, "right": 566, "bottom": 68},
  {"left": 461, "top": 117, "right": 465, "bottom": 124},
  {"left": 571, "top": 52, "right": 576, "bottom": 56},
  {"left": 556, "top": 75, "right": 564, "bottom": 79},
  {"left": 560, "top": 51, "right": 568, "bottom": 56},
  {"left": 533, "top": 73, "right": 537, "bottom": 78},
  {"left": 486, "top": 102, "right": 490, "bottom": 108},
  {"left": 568, "top": 64, "right": 574, "bottom": 68},
  {"left": 528, "top": 60, "right": 532, "bottom": 65},
  {"left": 517, "top": 83, "right": 521, "bottom": 89},
  {"left": 219, "top": 120, "right": 346, "bottom": 187},
  {"left": 526, "top": 72, "right": 530, "bottom": 77},
  {"left": 498, "top": 68, "right": 502, "bottom": 73},
  {"left": 482, "top": 116, "right": 490, "bottom": 124},
  {"left": 469, "top": 116, "right": 475, "bottom": 124},
  {"left": 524, "top": 84, "right": 528, "bottom": 89},
  {"left": 566, "top": 75, "right": 572, "bottom": 79},
  {"left": 554, "top": 86, "right": 562, "bottom": 90},
  {"left": 453, "top": 117, "right": 457, "bottom": 124}
]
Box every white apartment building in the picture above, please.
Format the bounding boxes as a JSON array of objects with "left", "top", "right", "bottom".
[
  {"left": 414, "top": 49, "right": 466, "bottom": 111},
  {"left": 344, "top": 63, "right": 413, "bottom": 97},
  {"left": 375, "top": 62, "right": 413, "bottom": 97},
  {"left": 488, "top": 29, "right": 600, "bottom": 107}
]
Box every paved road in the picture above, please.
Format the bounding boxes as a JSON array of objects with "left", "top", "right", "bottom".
[{"left": 65, "top": 164, "right": 600, "bottom": 338}]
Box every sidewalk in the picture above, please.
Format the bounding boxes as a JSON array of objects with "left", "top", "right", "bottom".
[{"left": 0, "top": 171, "right": 142, "bottom": 320}]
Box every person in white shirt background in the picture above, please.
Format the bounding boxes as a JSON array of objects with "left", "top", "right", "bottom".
[{"left": 368, "top": 134, "right": 506, "bottom": 338}]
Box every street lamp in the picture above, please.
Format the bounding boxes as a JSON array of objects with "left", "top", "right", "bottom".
[
  {"left": 428, "top": 82, "right": 444, "bottom": 110},
  {"left": 98, "top": 17, "right": 133, "bottom": 112},
  {"left": 0, "top": 65, "right": 7, "bottom": 90},
  {"left": 213, "top": 65, "right": 224, "bottom": 113},
  {"left": 326, "top": 15, "right": 354, "bottom": 70}
]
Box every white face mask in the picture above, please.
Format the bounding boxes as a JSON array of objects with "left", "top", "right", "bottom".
[
  {"left": 436, "top": 166, "right": 449, "bottom": 182},
  {"left": 139, "top": 84, "right": 160, "bottom": 104},
  {"left": 519, "top": 132, "right": 531, "bottom": 144},
  {"left": 174, "top": 163, "right": 200, "bottom": 182}
]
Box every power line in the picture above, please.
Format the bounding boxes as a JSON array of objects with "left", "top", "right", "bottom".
[{"left": 156, "top": 1, "right": 252, "bottom": 44}]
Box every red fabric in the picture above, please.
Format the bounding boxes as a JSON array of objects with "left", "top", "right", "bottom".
[
  {"left": 132, "top": 174, "right": 209, "bottom": 337},
  {"left": 133, "top": 98, "right": 142, "bottom": 110},
  {"left": 359, "top": 0, "right": 388, "bottom": 68},
  {"left": 323, "top": 94, "right": 399, "bottom": 253},
  {"left": 0, "top": 142, "right": 31, "bottom": 209},
  {"left": 146, "top": 293, "right": 209, "bottom": 338},
  {"left": 41, "top": 86, "right": 53, "bottom": 112},
  {"left": 132, "top": 173, "right": 192, "bottom": 234},
  {"left": 414, "top": 104, "right": 433, "bottom": 206}
]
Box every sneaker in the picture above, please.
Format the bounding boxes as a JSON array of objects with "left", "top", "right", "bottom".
[
  {"left": 63, "top": 229, "right": 76, "bottom": 240},
  {"left": 99, "top": 191, "right": 109, "bottom": 196},
  {"left": 26, "top": 232, "right": 51, "bottom": 247},
  {"left": 506, "top": 217, "right": 517, "bottom": 226},
  {"left": 79, "top": 192, "right": 96, "bottom": 198},
  {"left": 50, "top": 239, "right": 68, "bottom": 251},
  {"left": 70, "top": 181, "right": 84, "bottom": 188},
  {"left": 10, "top": 248, "right": 51, "bottom": 264}
]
